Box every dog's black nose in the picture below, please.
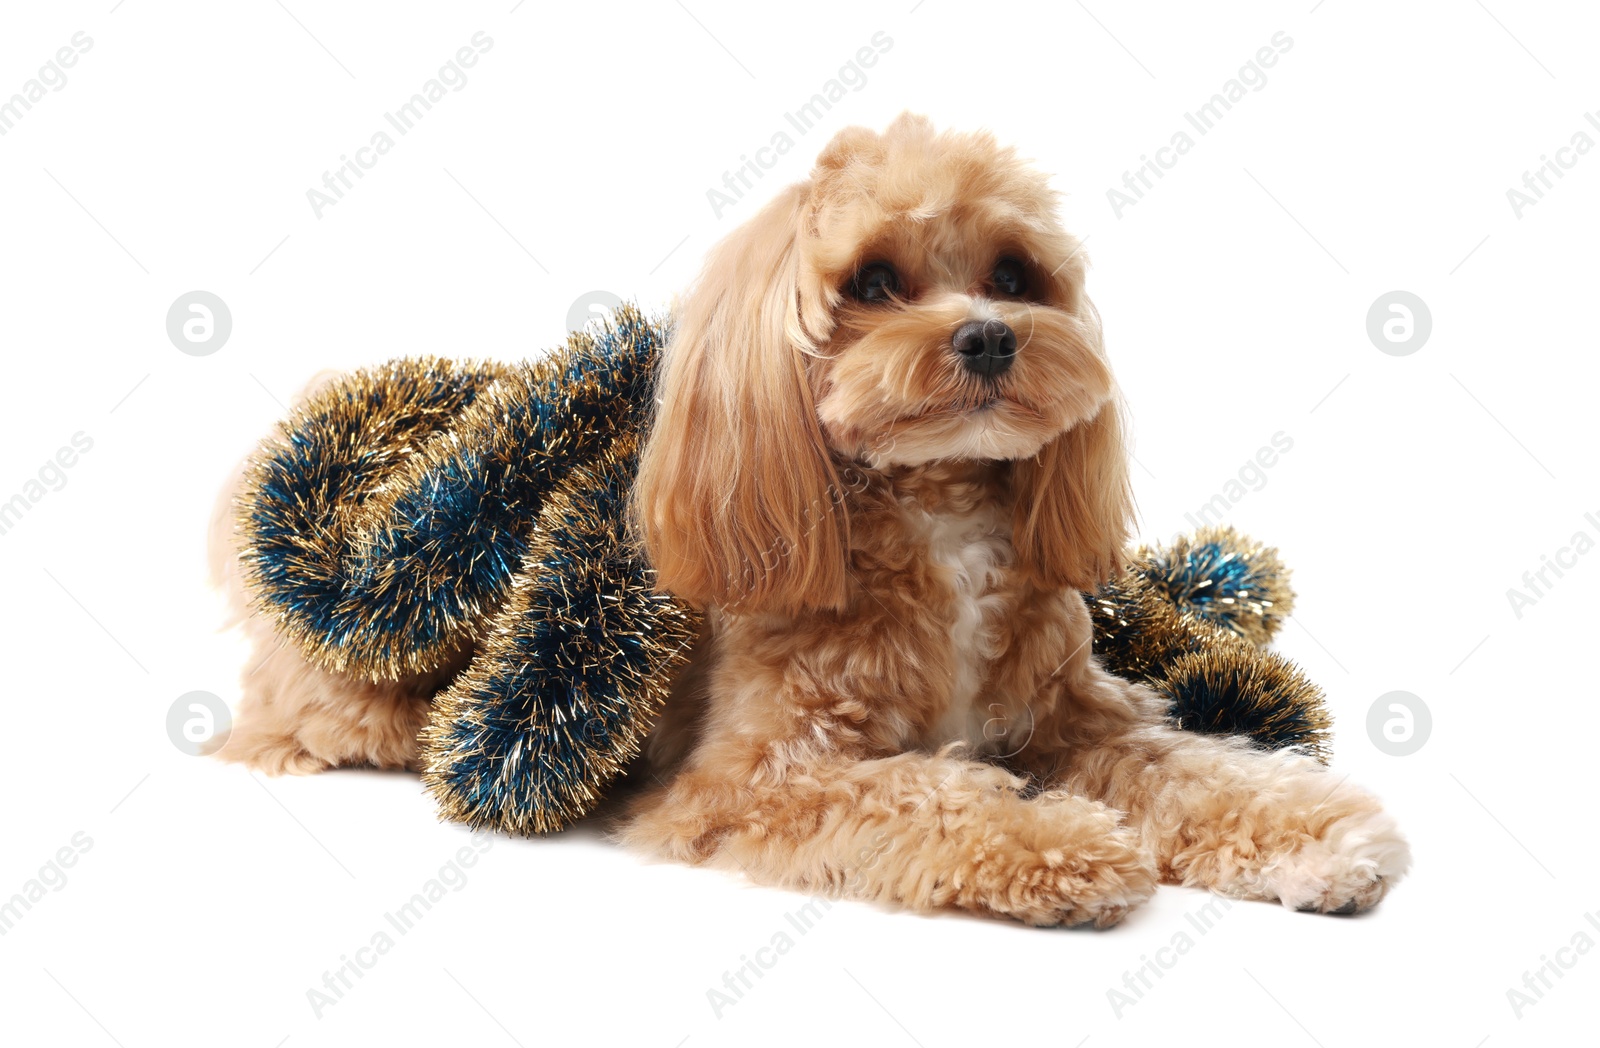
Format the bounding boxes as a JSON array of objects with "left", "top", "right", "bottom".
[{"left": 952, "top": 319, "right": 1017, "bottom": 378}]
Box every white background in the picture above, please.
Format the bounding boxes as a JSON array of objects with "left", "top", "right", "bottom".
[{"left": 2, "top": 1, "right": 1596, "bottom": 1045}]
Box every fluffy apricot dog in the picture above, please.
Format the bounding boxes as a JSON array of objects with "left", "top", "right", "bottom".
[
  {"left": 622, "top": 113, "right": 1409, "bottom": 924},
  {"left": 219, "top": 113, "right": 1409, "bottom": 926}
]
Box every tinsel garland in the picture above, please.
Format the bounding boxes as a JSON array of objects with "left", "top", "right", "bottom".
[
  {"left": 239, "top": 356, "right": 510, "bottom": 677},
  {"left": 240, "top": 310, "right": 667, "bottom": 680},
  {"left": 1091, "top": 533, "right": 1329, "bottom": 762},
  {"left": 1127, "top": 526, "right": 1295, "bottom": 646},
  {"left": 240, "top": 308, "right": 693, "bottom": 830},
  {"left": 236, "top": 306, "right": 1331, "bottom": 834},
  {"left": 419, "top": 431, "right": 701, "bottom": 834}
]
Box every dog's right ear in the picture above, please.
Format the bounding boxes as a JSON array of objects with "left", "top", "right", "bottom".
[{"left": 632, "top": 182, "right": 851, "bottom": 615}]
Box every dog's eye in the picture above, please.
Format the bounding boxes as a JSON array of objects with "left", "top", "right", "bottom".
[
  {"left": 992, "top": 258, "right": 1028, "bottom": 296},
  {"left": 850, "top": 262, "right": 901, "bottom": 303}
]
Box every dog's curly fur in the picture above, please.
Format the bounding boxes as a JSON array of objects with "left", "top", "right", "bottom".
[{"left": 215, "top": 113, "right": 1409, "bottom": 926}]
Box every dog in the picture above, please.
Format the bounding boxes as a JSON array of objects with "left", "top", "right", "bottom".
[{"left": 215, "top": 113, "right": 1409, "bottom": 926}]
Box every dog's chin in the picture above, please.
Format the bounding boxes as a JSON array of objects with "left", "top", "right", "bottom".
[{"left": 843, "top": 400, "right": 1064, "bottom": 468}]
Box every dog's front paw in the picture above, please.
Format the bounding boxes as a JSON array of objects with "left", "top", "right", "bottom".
[
  {"left": 1261, "top": 809, "right": 1411, "bottom": 915},
  {"left": 963, "top": 814, "right": 1159, "bottom": 928}
]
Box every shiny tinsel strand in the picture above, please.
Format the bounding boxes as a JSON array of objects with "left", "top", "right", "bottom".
[
  {"left": 1086, "top": 582, "right": 1194, "bottom": 685},
  {"left": 420, "top": 430, "right": 702, "bottom": 834},
  {"left": 1160, "top": 647, "right": 1330, "bottom": 761},
  {"left": 237, "top": 357, "right": 510, "bottom": 680},
  {"left": 1126, "top": 525, "right": 1295, "bottom": 647},
  {"left": 238, "top": 305, "right": 668, "bottom": 681},
  {"left": 335, "top": 312, "right": 667, "bottom": 679},
  {"left": 1093, "top": 566, "right": 1330, "bottom": 760}
]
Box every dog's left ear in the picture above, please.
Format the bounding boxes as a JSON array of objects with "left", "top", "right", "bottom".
[
  {"left": 1011, "top": 347, "right": 1133, "bottom": 592},
  {"left": 631, "top": 182, "right": 851, "bottom": 615},
  {"left": 1013, "top": 400, "right": 1132, "bottom": 591}
]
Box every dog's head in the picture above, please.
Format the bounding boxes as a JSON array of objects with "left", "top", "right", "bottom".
[{"left": 634, "top": 113, "right": 1132, "bottom": 613}]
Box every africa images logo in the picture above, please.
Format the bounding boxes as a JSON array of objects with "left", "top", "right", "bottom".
[
  {"left": 704, "top": 31, "right": 894, "bottom": 219},
  {"left": 305, "top": 32, "right": 494, "bottom": 219},
  {"left": 1504, "top": 511, "right": 1600, "bottom": 619},
  {"left": 1107, "top": 31, "right": 1293, "bottom": 218}
]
